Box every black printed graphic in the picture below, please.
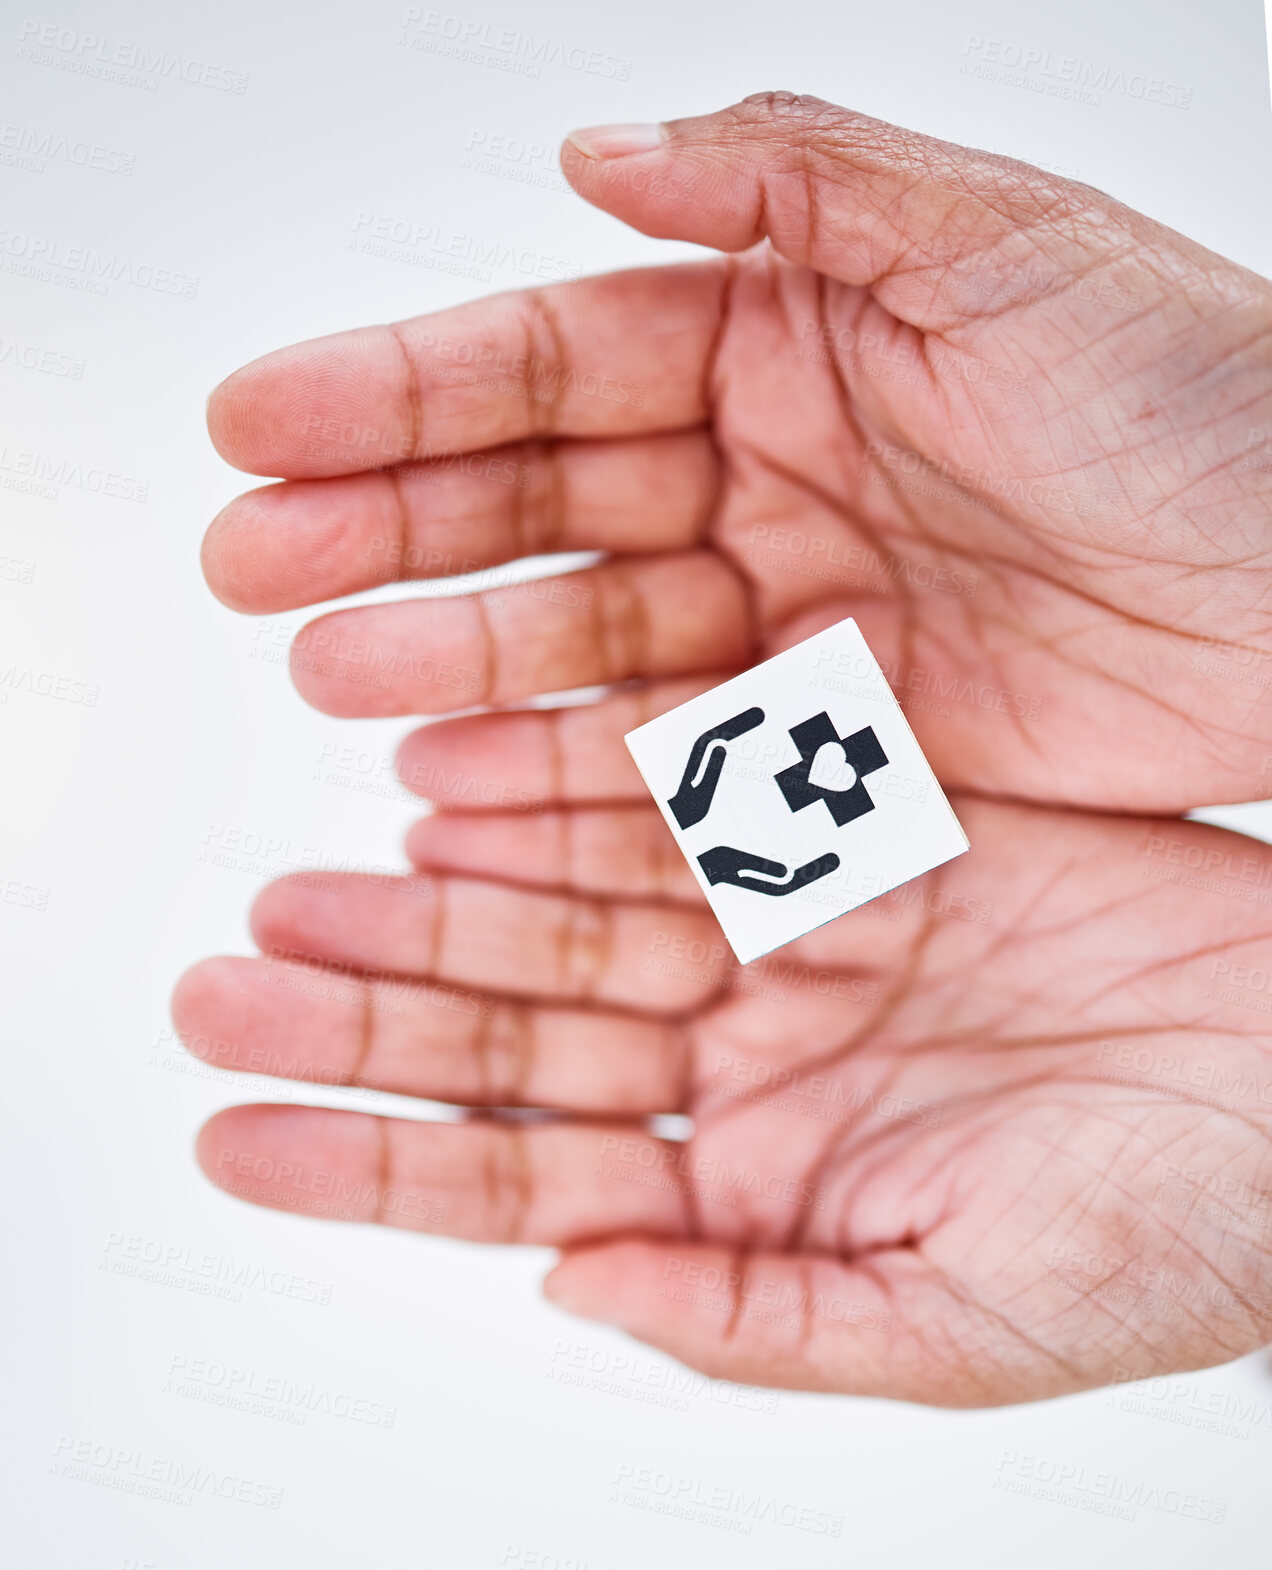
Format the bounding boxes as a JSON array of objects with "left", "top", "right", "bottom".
[
  {"left": 775, "top": 713, "right": 889, "bottom": 826},
  {"left": 666, "top": 706, "right": 764, "bottom": 829},
  {"left": 698, "top": 846, "right": 841, "bottom": 897}
]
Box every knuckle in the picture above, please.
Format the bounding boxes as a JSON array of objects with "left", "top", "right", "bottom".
[{"left": 738, "top": 90, "right": 833, "bottom": 125}]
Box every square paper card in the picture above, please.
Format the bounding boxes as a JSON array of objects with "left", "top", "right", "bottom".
[{"left": 625, "top": 618, "right": 969, "bottom": 965}]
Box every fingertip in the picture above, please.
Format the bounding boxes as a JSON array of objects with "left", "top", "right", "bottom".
[
  {"left": 196, "top": 1103, "right": 255, "bottom": 1183},
  {"left": 286, "top": 610, "right": 368, "bottom": 718},
  {"left": 196, "top": 1103, "right": 294, "bottom": 1190},
  {"left": 402, "top": 812, "right": 444, "bottom": 867},
  {"left": 200, "top": 491, "right": 269, "bottom": 612},
  {"left": 205, "top": 338, "right": 352, "bottom": 478},
  {"left": 247, "top": 873, "right": 314, "bottom": 954},
  {"left": 206, "top": 364, "right": 265, "bottom": 473},
  {"left": 197, "top": 1103, "right": 383, "bottom": 1221},
  {"left": 395, "top": 717, "right": 470, "bottom": 794},
  {"left": 206, "top": 340, "right": 324, "bottom": 475},
  {"left": 170, "top": 955, "right": 241, "bottom": 1043},
  {"left": 396, "top": 712, "right": 539, "bottom": 805},
  {"left": 543, "top": 1248, "right": 624, "bottom": 1323}
]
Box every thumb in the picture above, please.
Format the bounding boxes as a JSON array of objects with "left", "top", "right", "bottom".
[{"left": 560, "top": 91, "right": 1159, "bottom": 334}]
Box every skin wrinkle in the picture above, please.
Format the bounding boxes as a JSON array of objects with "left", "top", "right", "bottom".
[
  {"left": 471, "top": 595, "right": 499, "bottom": 705},
  {"left": 784, "top": 1057, "right": 917, "bottom": 1258},
  {"left": 1082, "top": 1127, "right": 1272, "bottom": 1316},
  {"left": 1060, "top": 1082, "right": 1272, "bottom": 1152},
  {"left": 536, "top": 437, "right": 567, "bottom": 555},
  {"left": 426, "top": 875, "right": 448, "bottom": 982},
  {"left": 664, "top": 1018, "right": 695, "bottom": 1116},
  {"left": 383, "top": 467, "right": 412, "bottom": 586},
  {"left": 558, "top": 806, "right": 574, "bottom": 904},
  {"left": 580, "top": 901, "right": 616, "bottom": 1005},
  {"left": 372, "top": 1118, "right": 391, "bottom": 1226},
  {"left": 816, "top": 1045, "right": 1219, "bottom": 1258},
  {"left": 522, "top": 288, "right": 568, "bottom": 439},
  {"left": 813, "top": 345, "right": 1260, "bottom": 655},
  {"left": 584, "top": 566, "right": 614, "bottom": 685},
  {"left": 954, "top": 1119, "right": 1069, "bottom": 1273},
  {"left": 697, "top": 254, "right": 737, "bottom": 429},
  {"left": 813, "top": 280, "right": 922, "bottom": 682},
  {"left": 1032, "top": 1231, "right": 1235, "bottom": 1359},
  {"left": 493, "top": 1121, "right": 533, "bottom": 1243},
  {"left": 701, "top": 258, "right": 763, "bottom": 660},
  {"left": 959, "top": 543, "right": 1236, "bottom": 690},
  {"left": 698, "top": 910, "right": 944, "bottom": 1255},
  {"left": 793, "top": 1256, "right": 816, "bottom": 1359},
  {"left": 923, "top": 1257, "right": 1088, "bottom": 1395},
  {"left": 720, "top": 1246, "right": 750, "bottom": 1343},
  {"left": 910, "top": 1019, "right": 1235, "bottom": 1062},
  {"left": 1038, "top": 1117, "right": 1152, "bottom": 1266},
  {"left": 1081, "top": 927, "right": 1272, "bottom": 1013},
  {"left": 509, "top": 438, "right": 565, "bottom": 560},
  {"left": 469, "top": 993, "right": 497, "bottom": 1103},
  {"left": 546, "top": 704, "right": 565, "bottom": 805},
  {"left": 349, "top": 981, "right": 376, "bottom": 1090},
  {"left": 490, "top": 1002, "right": 533, "bottom": 1106},
  {"left": 604, "top": 560, "right": 651, "bottom": 683},
  {"left": 505, "top": 437, "right": 534, "bottom": 562},
  {"left": 553, "top": 885, "right": 578, "bottom": 998},
  {"left": 386, "top": 320, "right": 424, "bottom": 462},
  {"left": 553, "top": 892, "right": 614, "bottom": 1005},
  {"left": 678, "top": 1155, "right": 704, "bottom": 1244}
]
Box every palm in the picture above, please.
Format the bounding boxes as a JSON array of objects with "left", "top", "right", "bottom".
[
  {"left": 661, "top": 798, "right": 1272, "bottom": 1400},
  {"left": 177, "top": 790, "right": 1272, "bottom": 1403},
  {"left": 177, "top": 95, "right": 1272, "bottom": 1404},
  {"left": 654, "top": 237, "right": 1272, "bottom": 810}
]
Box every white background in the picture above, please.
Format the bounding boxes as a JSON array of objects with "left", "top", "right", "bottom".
[{"left": 3, "top": 0, "right": 1272, "bottom": 1564}]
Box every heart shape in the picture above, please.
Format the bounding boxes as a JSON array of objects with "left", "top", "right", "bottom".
[{"left": 807, "top": 740, "right": 858, "bottom": 794}]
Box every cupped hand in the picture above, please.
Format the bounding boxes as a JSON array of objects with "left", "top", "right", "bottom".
[
  {"left": 201, "top": 92, "right": 1272, "bottom": 811},
  {"left": 176, "top": 94, "right": 1272, "bottom": 1404}
]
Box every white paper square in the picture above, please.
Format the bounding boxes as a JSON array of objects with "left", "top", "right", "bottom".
[{"left": 625, "top": 618, "right": 970, "bottom": 965}]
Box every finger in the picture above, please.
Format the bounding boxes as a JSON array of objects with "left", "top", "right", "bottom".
[
  {"left": 172, "top": 956, "right": 686, "bottom": 1113},
  {"left": 250, "top": 872, "right": 730, "bottom": 1014},
  {"left": 406, "top": 807, "right": 702, "bottom": 903},
  {"left": 288, "top": 551, "right": 751, "bottom": 717},
  {"left": 395, "top": 675, "right": 721, "bottom": 807},
  {"left": 561, "top": 93, "right": 1163, "bottom": 335},
  {"left": 198, "top": 1105, "right": 692, "bottom": 1242},
  {"left": 203, "top": 431, "right": 718, "bottom": 614},
  {"left": 207, "top": 263, "right": 729, "bottom": 478},
  {"left": 544, "top": 1239, "right": 1021, "bottom": 1405}
]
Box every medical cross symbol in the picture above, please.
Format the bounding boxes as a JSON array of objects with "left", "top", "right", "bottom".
[{"left": 775, "top": 712, "right": 889, "bottom": 826}]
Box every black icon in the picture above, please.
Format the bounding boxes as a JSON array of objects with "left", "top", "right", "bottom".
[
  {"left": 666, "top": 707, "right": 764, "bottom": 829},
  {"left": 775, "top": 713, "right": 888, "bottom": 826},
  {"left": 698, "top": 846, "right": 840, "bottom": 897},
  {"left": 666, "top": 706, "right": 885, "bottom": 902}
]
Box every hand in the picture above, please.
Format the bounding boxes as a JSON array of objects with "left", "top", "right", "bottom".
[
  {"left": 175, "top": 94, "right": 1272, "bottom": 1404},
  {"left": 177, "top": 794, "right": 1272, "bottom": 1404},
  {"left": 198, "top": 92, "right": 1272, "bottom": 811}
]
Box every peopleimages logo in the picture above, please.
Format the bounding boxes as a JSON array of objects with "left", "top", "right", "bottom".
[
  {"left": 0, "top": 229, "right": 197, "bottom": 298},
  {"left": 959, "top": 36, "right": 1192, "bottom": 107},
  {"left": 16, "top": 20, "right": 249, "bottom": 93},
  {"left": 399, "top": 10, "right": 633, "bottom": 80}
]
